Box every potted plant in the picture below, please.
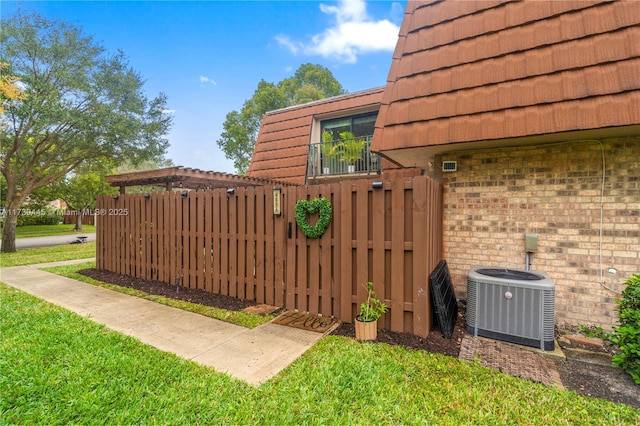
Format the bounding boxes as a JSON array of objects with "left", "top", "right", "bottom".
[
  {"left": 320, "top": 130, "right": 341, "bottom": 174},
  {"left": 355, "top": 282, "right": 388, "bottom": 341},
  {"left": 337, "top": 131, "right": 366, "bottom": 173}
]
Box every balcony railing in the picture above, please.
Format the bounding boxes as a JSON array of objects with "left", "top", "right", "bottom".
[{"left": 306, "top": 135, "right": 380, "bottom": 178}]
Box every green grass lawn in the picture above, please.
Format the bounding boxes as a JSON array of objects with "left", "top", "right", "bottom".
[
  {"left": 1, "top": 283, "right": 638, "bottom": 425},
  {"left": 14, "top": 224, "right": 96, "bottom": 238},
  {"left": 0, "top": 242, "right": 96, "bottom": 267}
]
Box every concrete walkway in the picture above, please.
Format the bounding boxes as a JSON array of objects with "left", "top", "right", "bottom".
[{"left": 0, "top": 260, "right": 329, "bottom": 386}]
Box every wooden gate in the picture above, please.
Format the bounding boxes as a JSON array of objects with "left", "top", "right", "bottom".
[{"left": 97, "top": 175, "right": 442, "bottom": 337}]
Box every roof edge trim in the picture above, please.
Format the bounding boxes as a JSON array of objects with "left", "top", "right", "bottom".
[{"left": 264, "top": 86, "right": 386, "bottom": 116}]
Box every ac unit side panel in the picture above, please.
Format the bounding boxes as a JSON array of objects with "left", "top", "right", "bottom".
[
  {"left": 543, "top": 289, "right": 556, "bottom": 341},
  {"left": 467, "top": 279, "right": 478, "bottom": 329}
]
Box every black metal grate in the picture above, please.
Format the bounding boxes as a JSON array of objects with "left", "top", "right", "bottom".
[{"left": 429, "top": 260, "right": 458, "bottom": 339}]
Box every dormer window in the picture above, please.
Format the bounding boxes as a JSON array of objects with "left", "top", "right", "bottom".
[
  {"left": 307, "top": 112, "right": 380, "bottom": 178},
  {"left": 321, "top": 112, "right": 377, "bottom": 140}
]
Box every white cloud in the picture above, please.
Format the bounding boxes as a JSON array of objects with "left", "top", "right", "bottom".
[
  {"left": 275, "top": 35, "right": 302, "bottom": 55},
  {"left": 162, "top": 109, "right": 176, "bottom": 115},
  {"left": 319, "top": 0, "right": 368, "bottom": 23},
  {"left": 276, "top": 0, "right": 400, "bottom": 64},
  {"left": 307, "top": 19, "right": 399, "bottom": 64},
  {"left": 199, "top": 75, "right": 217, "bottom": 86},
  {"left": 389, "top": 1, "right": 405, "bottom": 23}
]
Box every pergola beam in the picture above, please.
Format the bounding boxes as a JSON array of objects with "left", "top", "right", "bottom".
[{"left": 105, "top": 166, "right": 296, "bottom": 192}]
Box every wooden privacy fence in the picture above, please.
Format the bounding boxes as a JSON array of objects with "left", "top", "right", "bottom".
[{"left": 96, "top": 176, "right": 443, "bottom": 337}]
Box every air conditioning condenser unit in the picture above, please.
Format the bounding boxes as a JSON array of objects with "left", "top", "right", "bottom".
[{"left": 466, "top": 267, "right": 555, "bottom": 351}]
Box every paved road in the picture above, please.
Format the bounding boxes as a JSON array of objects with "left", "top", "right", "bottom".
[{"left": 0, "top": 233, "right": 96, "bottom": 250}]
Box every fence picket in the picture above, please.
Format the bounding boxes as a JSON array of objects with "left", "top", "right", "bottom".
[
  {"left": 273, "top": 188, "right": 286, "bottom": 307},
  {"left": 170, "top": 191, "right": 178, "bottom": 287},
  {"left": 255, "top": 189, "right": 266, "bottom": 304},
  {"left": 245, "top": 186, "right": 256, "bottom": 300},
  {"left": 196, "top": 192, "right": 205, "bottom": 290},
  {"left": 212, "top": 189, "right": 222, "bottom": 294},
  {"left": 220, "top": 190, "right": 230, "bottom": 296},
  {"left": 307, "top": 185, "right": 320, "bottom": 315},
  {"left": 319, "top": 183, "right": 333, "bottom": 315},
  {"left": 203, "top": 191, "right": 212, "bottom": 292},
  {"left": 144, "top": 194, "right": 152, "bottom": 280},
  {"left": 412, "top": 177, "right": 429, "bottom": 336},
  {"left": 266, "top": 187, "right": 276, "bottom": 305},
  {"left": 330, "top": 183, "right": 342, "bottom": 316},
  {"left": 134, "top": 195, "right": 142, "bottom": 278},
  {"left": 390, "top": 180, "right": 405, "bottom": 332},
  {"left": 284, "top": 186, "right": 297, "bottom": 309},
  {"left": 179, "top": 194, "right": 184, "bottom": 285},
  {"left": 236, "top": 187, "right": 246, "bottom": 299},
  {"left": 339, "top": 182, "right": 353, "bottom": 320}
]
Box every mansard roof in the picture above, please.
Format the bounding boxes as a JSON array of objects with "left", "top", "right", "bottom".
[{"left": 372, "top": 0, "right": 640, "bottom": 165}]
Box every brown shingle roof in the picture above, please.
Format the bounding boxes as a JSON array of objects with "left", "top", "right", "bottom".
[{"left": 372, "top": 0, "right": 640, "bottom": 164}]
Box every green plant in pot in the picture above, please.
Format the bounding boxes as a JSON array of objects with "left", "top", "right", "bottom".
[
  {"left": 338, "top": 131, "right": 366, "bottom": 173},
  {"left": 320, "top": 130, "right": 341, "bottom": 174},
  {"left": 355, "top": 281, "right": 388, "bottom": 341}
]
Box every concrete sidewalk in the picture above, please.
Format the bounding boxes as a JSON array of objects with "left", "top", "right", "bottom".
[{"left": 0, "top": 260, "right": 329, "bottom": 386}]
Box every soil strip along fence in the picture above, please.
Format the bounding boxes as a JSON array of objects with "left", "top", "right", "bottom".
[{"left": 97, "top": 176, "right": 442, "bottom": 337}]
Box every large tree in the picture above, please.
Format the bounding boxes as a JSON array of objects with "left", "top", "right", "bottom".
[
  {"left": 217, "top": 63, "right": 346, "bottom": 174},
  {"left": 0, "top": 12, "right": 172, "bottom": 252}
]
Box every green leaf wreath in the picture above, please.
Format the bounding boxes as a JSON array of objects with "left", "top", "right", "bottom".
[{"left": 295, "top": 197, "right": 333, "bottom": 239}]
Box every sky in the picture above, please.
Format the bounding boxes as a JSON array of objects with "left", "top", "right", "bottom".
[{"left": 2, "top": 0, "right": 406, "bottom": 174}]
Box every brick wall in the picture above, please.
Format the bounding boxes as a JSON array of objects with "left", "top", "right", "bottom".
[{"left": 440, "top": 137, "right": 639, "bottom": 330}]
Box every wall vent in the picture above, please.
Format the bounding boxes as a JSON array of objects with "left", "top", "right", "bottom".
[
  {"left": 442, "top": 161, "right": 457, "bottom": 172},
  {"left": 466, "top": 267, "right": 555, "bottom": 351}
]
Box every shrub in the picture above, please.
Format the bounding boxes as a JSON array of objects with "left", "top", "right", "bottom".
[
  {"left": 609, "top": 273, "right": 640, "bottom": 384},
  {"left": 15, "top": 205, "right": 63, "bottom": 226}
]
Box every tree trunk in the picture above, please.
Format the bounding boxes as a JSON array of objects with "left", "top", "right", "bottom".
[
  {"left": 1, "top": 202, "right": 20, "bottom": 253},
  {"left": 74, "top": 210, "right": 84, "bottom": 231}
]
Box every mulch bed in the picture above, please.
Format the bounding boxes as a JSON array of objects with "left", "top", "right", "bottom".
[
  {"left": 331, "top": 314, "right": 466, "bottom": 358},
  {"left": 78, "top": 268, "right": 258, "bottom": 312},
  {"left": 78, "top": 268, "right": 639, "bottom": 409}
]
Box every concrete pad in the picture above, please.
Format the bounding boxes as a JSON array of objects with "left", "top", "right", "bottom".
[
  {"left": 1, "top": 262, "right": 329, "bottom": 386},
  {"left": 561, "top": 346, "right": 613, "bottom": 365},
  {"left": 194, "top": 322, "right": 326, "bottom": 386},
  {"left": 459, "top": 335, "right": 564, "bottom": 389}
]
